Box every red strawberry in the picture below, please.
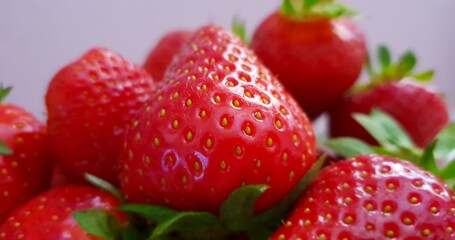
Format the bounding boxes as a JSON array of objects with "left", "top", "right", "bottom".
[
  {"left": 329, "top": 47, "right": 449, "bottom": 148},
  {"left": 0, "top": 185, "right": 124, "bottom": 239},
  {"left": 46, "top": 48, "right": 156, "bottom": 185},
  {"left": 271, "top": 154, "right": 455, "bottom": 239},
  {"left": 144, "top": 30, "right": 192, "bottom": 81},
  {"left": 251, "top": 0, "right": 366, "bottom": 120},
  {"left": 0, "top": 87, "right": 51, "bottom": 224},
  {"left": 120, "top": 25, "right": 316, "bottom": 213}
]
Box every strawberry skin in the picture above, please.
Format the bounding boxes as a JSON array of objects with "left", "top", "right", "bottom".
[
  {"left": 144, "top": 30, "right": 192, "bottom": 81},
  {"left": 120, "top": 25, "right": 316, "bottom": 213},
  {"left": 0, "top": 185, "right": 124, "bottom": 240},
  {"left": 271, "top": 154, "right": 455, "bottom": 239},
  {"left": 251, "top": 12, "right": 366, "bottom": 120},
  {"left": 329, "top": 81, "right": 449, "bottom": 148},
  {"left": 0, "top": 103, "right": 51, "bottom": 224},
  {"left": 46, "top": 48, "right": 156, "bottom": 185}
]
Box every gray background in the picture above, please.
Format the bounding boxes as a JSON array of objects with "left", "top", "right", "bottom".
[{"left": 1, "top": 1, "right": 454, "bottom": 119}]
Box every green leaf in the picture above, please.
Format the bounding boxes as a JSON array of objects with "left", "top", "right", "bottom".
[
  {"left": 396, "top": 51, "right": 417, "bottom": 75},
  {"left": 148, "top": 212, "right": 218, "bottom": 240},
  {"left": 433, "top": 123, "right": 455, "bottom": 160},
  {"left": 412, "top": 70, "right": 435, "bottom": 82},
  {"left": 378, "top": 45, "right": 391, "bottom": 72},
  {"left": 303, "top": 0, "right": 319, "bottom": 8},
  {"left": 231, "top": 17, "right": 249, "bottom": 44},
  {"left": 118, "top": 204, "right": 178, "bottom": 223},
  {"left": 440, "top": 160, "right": 455, "bottom": 180},
  {"left": 311, "top": 2, "right": 357, "bottom": 18},
  {"left": 0, "top": 86, "right": 12, "bottom": 102},
  {"left": 353, "top": 109, "right": 415, "bottom": 151},
  {"left": 419, "top": 141, "right": 439, "bottom": 175},
  {"left": 219, "top": 185, "right": 268, "bottom": 231},
  {"left": 0, "top": 141, "right": 12, "bottom": 155},
  {"left": 324, "top": 137, "right": 373, "bottom": 158},
  {"left": 121, "top": 225, "right": 142, "bottom": 240},
  {"left": 365, "top": 52, "right": 376, "bottom": 78},
  {"left": 73, "top": 209, "right": 120, "bottom": 240},
  {"left": 252, "top": 155, "right": 326, "bottom": 227},
  {"left": 281, "top": 0, "right": 297, "bottom": 15},
  {"left": 85, "top": 173, "right": 124, "bottom": 202}
]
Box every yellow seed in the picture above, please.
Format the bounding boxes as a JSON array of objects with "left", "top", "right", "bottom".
[
  {"left": 325, "top": 214, "right": 332, "bottom": 220},
  {"left": 159, "top": 109, "right": 166, "bottom": 117},
  {"left": 145, "top": 156, "right": 151, "bottom": 165},
  {"left": 245, "top": 91, "right": 252, "bottom": 98},
  {"left": 220, "top": 161, "right": 227, "bottom": 170},
  {"left": 344, "top": 216, "right": 353, "bottom": 224},
  {"left": 422, "top": 229, "right": 431, "bottom": 236},
  {"left": 235, "top": 146, "right": 242, "bottom": 156},
  {"left": 227, "top": 81, "right": 234, "bottom": 87},
  {"left": 277, "top": 234, "right": 285, "bottom": 240},
  {"left": 446, "top": 227, "right": 453, "bottom": 233},
  {"left": 213, "top": 75, "right": 219, "bottom": 81},
  {"left": 282, "top": 153, "right": 288, "bottom": 161},
  {"left": 403, "top": 217, "right": 412, "bottom": 225},
  {"left": 430, "top": 206, "right": 438, "bottom": 214},
  {"left": 383, "top": 205, "right": 392, "bottom": 213},
  {"left": 201, "top": 84, "right": 207, "bottom": 91},
  {"left": 233, "top": 99, "right": 240, "bottom": 107},
  {"left": 409, "top": 197, "right": 419, "bottom": 204},
  {"left": 256, "top": 160, "right": 261, "bottom": 169},
  {"left": 182, "top": 176, "right": 188, "bottom": 185},
  {"left": 194, "top": 162, "right": 200, "bottom": 171},
  {"left": 254, "top": 111, "right": 263, "bottom": 120},
  {"left": 365, "top": 203, "right": 374, "bottom": 211},
  {"left": 289, "top": 171, "right": 295, "bottom": 179},
  {"left": 267, "top": 138, "right": 273, "bottom": 147},
  {"left": 292, "top": 134, "right": 298, "bottom": 142},
  {"left": 214, "top": 95, "right": 221, "bottom": 103},
  {"left": 386, "top": 230, "right": 395, "bottom": 238},
  {"left": 157, "top": 95, "right": 163, "bottom": 101},
  {"left": 206, "top": 138, "right": 213, "bottom": 148},
  {"left": 153, "top": 138, "right": 160, "bottom": 146},
  {"left": 190, "top": 75, "right": 196, "bottom": 81},
  {"left": 186, "top": 132, "right": 193, "bottom": 141},
  {"left": 186, "top": 99, "right": 193, "bottom": 107},
  {"left": 172, "top": 120, "right": 179, "bottom": 129},
  {"left": 244, "top": 125, "right": 252, "bottom": 135},
  {"left": 304, "top": 220, "right": 311, "bottom": 226},
  {"left": 275, "top": 120, "right": 282, "bottom": 129},
  {"left": 221, "top": 118, "right": 228, "bottom": 127},
  {"left": 387, "top": 183, "right": 396, "bottom": 190},
  {"left": 172, "top": 92, "right": 179, "bottom": 99},
  {"left": 200, "top": 110, "right": 207, "bottom": 118},
  {"left": 183, "top": 69, "right": 189, "bottom": 75}
]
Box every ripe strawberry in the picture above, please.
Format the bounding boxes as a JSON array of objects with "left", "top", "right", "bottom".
[
  {"left": 0, "top": 86, "right": 51, "bottom": 224},
  {"left": 251, "top": 0, "right": 366, "bottom": 120},
  {"left": 120, "top": 25, "right": 316, "bottom": 213},
  {"left": 143, "top": 30, "right": 192, "bottom": 81},
  {"left": 46, "top": 48, "right": 156, "bottom": 185},
  {"left": 329, "top": 47, "right": 449, "bottom": 148},
  {"left": 0, "top": 185, "right": 124, "bottom": 239},
  {"left": 271, "top": 154, "right": 455, "bottom": 239}
]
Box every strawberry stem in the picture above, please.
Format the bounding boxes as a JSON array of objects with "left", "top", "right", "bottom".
[
  {"left": 231, "top": 17, "right": 249, "bottom": 44},
  {"left": 0, "top": 85, "right": 12, "bottom": 102},
  {"left": 281, "top": 0, "right": 356, "bottom": 19}
]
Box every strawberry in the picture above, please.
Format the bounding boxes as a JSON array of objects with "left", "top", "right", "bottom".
[
  {"left": 329, "top": 46, "right": 449, "bottom": 148},
  {"left": 0, "top": 185, "right": 124, "bottom": 240},
  {"left": 251, "top": 0, "right": 366, "bottom": 120},
  {"left": 46, "top": 48, "right": 156, "bottom": 185},
  {"left": 120, "top": 25, "right": 316, "bottom": 214},
  {"left": 271, "top": 154, "right": 455, "bottom": 239},
  {"left": 0, "top": 86, "right": 51, "bottom": 224},
  {"left": 143, "top": 30, "right": 192, "bottom": 81}
]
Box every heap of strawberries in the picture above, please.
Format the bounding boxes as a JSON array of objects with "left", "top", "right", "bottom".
[{"left": 1, "top": 0, "right": 454, "bottom": 239}]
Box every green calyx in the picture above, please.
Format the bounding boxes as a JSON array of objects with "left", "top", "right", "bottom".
[
  {"left": 231, "top": 17, "right": 249, "bottom": 44},
  {"left": 325, "top": 109, "right": 455, "bottom": 190},
  {"left": 353, "top": 45, "right": 435, "bottom": 93},
  {"left": 0, "top": 84, "right": 13, "bottom": 155},
  {"left": 281, "top": 0, "right": 356, "bottom": 19},
  {"left": 76, "top": 158, "right": 326, "bottom": 240}
]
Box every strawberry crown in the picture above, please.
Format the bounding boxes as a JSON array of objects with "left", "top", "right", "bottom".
[
  {"left": 325, "top": 109, "right": 455, "bottom": 191},
  {"left": 73, "top": 159, "right": 326, "bottom": 239},
  {"left": 231, "top": 17, "right": 249, "bottom": 44},
  {"left": 353, "top": 45, "right": 435, "bottom": 92},
  {"left": 281, "top": 0, "right": 356, "bottom": 19},
  {"left": 0, "top": 84, "right": 13, "bottom": 155}
]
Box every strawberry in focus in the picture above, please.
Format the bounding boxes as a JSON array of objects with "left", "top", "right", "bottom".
[
  {"left": 329, "top": 46, "right": 449, "bottom": 148},
  {"left": 251, "top": 0, "right": 366, "bottom": 120},
  {"left": 0, "top": 185, "right": 125, "bottom": 240},
  {"left": 144, "top": 30, "right": 192, "bottom": 81},
  {"left": 271, "top": 154, "right": 455, "bottom": 239},
  {"left": 0, "top": 86, "right": 51, "bottom": 224},
  {"left": 120, "top": 25, "right": 316, "bottom": 214},
  {"left": 46, "top": 48, "right": 156, "bottom": 185}
]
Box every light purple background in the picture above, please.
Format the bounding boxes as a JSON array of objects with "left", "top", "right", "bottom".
[{"left": 1, "top": 1, "right": 454, "bottom": 119}]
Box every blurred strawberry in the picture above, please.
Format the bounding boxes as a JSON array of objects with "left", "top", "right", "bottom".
[
  {"left": 251, "top": 0, "right": 366, "bottom": 120},
  {"left": 0, "top": 185, "right": 125, "bottom": 239},
  {"left": 46, "top": 48, "right": 156, "bottom": 185},
  {"left": 144, "top": 30, "right": 192, "bottom": 81},
  {"left": 120, "top": 25, "right": 316, "bottom": 213},
  {"left": 271, "top": 154, "right": 455, "bottom": 239},
  {"left": 329, "top": 46, "right": 449, "bottom": 148},
  {"left": 0, "top": 86, "right": 51, "bottom": 224}
]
